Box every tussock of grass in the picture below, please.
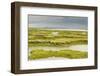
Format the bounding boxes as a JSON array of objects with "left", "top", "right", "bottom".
[{"left": 29, "top": 50, "right": 88, "bottom": 60}]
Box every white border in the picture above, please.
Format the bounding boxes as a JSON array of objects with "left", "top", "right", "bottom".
[{"left": 20, "top": 7, "right": 95, "bottom": 70}]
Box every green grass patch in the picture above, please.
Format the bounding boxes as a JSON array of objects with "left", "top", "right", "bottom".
[
  {"left": 28, "top": 28, "right": 88, "bottom": 60},
  {"left": 28, "top": 28, "right": 88, "bottom": 47},
  {"left": 29, "top": 49, "right": 88, "bottom": 60}
]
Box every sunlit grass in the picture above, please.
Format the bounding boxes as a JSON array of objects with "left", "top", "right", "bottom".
[
  {"left": 29, "top": 49, "right": 88, "bottom": 60},
  {"left": 28, "top": 28, "right": 88, "bottom": 60},
  {"left": 28, "top": 28, "right": 87, "bottom": 47}
]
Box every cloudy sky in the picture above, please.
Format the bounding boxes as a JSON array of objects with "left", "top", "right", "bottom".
[{"left": 28, "top": 15, "right": 88, "bottom": 30}]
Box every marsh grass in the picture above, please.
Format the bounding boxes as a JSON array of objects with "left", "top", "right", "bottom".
[
  {"left": 28, "top": 28, "right": 88, "bottom": 60},
  {"left": 29, "top": 49, "right": 88, "bottom": 60}
]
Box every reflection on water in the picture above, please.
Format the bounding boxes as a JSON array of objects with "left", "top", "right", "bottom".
[
  {"left": 29, "top": 44, "right": 88, "bottom": 52},
  {"left": 68, "top": 45, "right": 87, "bottom": 51}
]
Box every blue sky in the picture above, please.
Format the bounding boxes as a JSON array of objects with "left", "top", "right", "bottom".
[{"left": 28, "top": 15, "right": 88, "bottom": 30}]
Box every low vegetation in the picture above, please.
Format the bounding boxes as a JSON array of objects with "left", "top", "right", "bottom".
[
  {"left": 29, "top": 49, "right": 88, "bottom": 60},
  {"left": 28, "top": 28, "right": 88, "bottom": 60}
]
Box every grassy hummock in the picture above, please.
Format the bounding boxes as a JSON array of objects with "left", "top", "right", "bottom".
[{"left": 29, "top": 49, "right": 88, "bottom": 60}]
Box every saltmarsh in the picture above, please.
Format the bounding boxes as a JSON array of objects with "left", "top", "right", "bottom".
[{"left": 28, "top": 28, "right": 88, "bottom": 60}]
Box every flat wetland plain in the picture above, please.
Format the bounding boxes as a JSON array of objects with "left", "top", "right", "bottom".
[{"left": 28, "top": 28, "right": 88, "bottom": 60}]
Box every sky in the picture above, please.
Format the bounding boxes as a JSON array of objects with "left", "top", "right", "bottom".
[{"left": 28, "top": 15, "right": 88, "bottom": 30}]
